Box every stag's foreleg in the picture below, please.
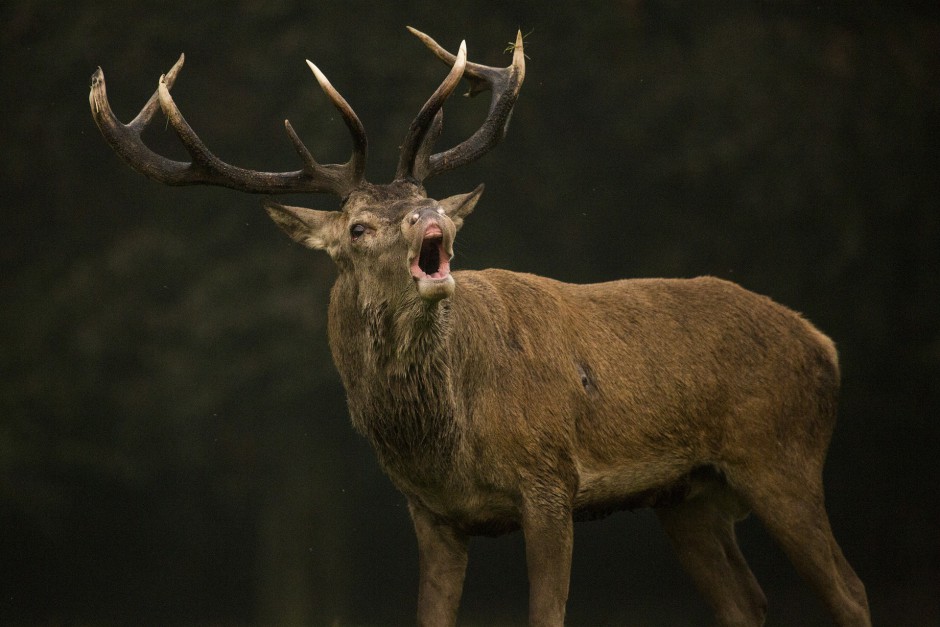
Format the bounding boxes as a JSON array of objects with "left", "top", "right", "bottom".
[
  {"left": 409, "top": 503, "right": 469, "bottom": 627},
  {"left": 656, "top": 480, "right": 768, "bottom": 627},
  {"left": 521, "top": 486, "right": 574, "bottom": 627}
]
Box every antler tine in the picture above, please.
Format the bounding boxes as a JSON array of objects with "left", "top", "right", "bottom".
[
  {"left": 298, "top": 61, "right": 368, "bottom": 188},
  {"left": 395, "top": 40, "right": 467, "bottom": 182},
  {"left": 412, "top": 109, "right": 444, "bottom": 181},
  {"left": 89, "top": 56, "right": 368, "bottom": 196},
  {"left": 405, "top": 27, "right": 526, "bottom": 181},
  {"left": 127, "top": 54, "right": 185, "bottom": 131},
  {"left": 90, "top": 58, "right": 194, "bottom": 185}
]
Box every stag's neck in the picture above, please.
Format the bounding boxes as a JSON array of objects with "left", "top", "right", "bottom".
[
  {"left": 369, "top": 296, "right": 452, "bottom": 373},
  {"left": 328, "top": 275, "right": 460, "bottom": 480}
]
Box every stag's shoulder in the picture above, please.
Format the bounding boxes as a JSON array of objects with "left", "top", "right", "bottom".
[
  {"left": 452, "top": 269, "right": 571, "bottom": 320},
  {"left": 454, "top": 268, "right": 569, "bottom": 295}
]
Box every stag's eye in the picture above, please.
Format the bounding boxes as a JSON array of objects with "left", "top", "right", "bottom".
[{"left": 350, "top": 223, "right": 367, "bottom": 240}]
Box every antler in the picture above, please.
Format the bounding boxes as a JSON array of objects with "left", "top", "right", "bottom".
[
  {"left": 397, "top": 27, "right": 526, "bottom": 183},
  {"left": 89, "top": 54, "right": 367, "bottom": 197},
  {"left": 396, "top": 40, "right": 467, "bottom": 182}
]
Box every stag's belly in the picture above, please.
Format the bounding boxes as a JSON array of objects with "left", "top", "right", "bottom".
[
  {"left": 572, "top": 461, "right": 702, "bottom": 520},
  {"left": 392, "top": 454, "right": 718, "bottom": 537}
]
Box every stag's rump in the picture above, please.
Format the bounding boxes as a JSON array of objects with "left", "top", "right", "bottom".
[{"left": 570, "top": 275, "right": 839, "bottom": 503}]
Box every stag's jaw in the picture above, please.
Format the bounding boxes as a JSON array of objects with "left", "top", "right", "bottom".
[{"left": 410, "top": 222, "right": 455, "bottom": 301}]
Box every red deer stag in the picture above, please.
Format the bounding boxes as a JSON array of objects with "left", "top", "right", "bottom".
[{"left": 89, "top": 27, "right": 870, "bottom": 627}]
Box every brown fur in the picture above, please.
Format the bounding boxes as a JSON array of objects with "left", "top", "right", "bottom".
[{"left": 265, "top": 182, "right": 871, "bottom": 626}]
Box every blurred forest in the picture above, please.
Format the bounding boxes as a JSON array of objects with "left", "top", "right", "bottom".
[{"left": 1, "top": 0, "right": 938, "bottom": 625}]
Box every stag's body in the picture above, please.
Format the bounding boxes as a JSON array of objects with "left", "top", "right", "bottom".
[
  {"left": 90, "top": 27, "right": 871, "bottom": 627},
  {"left": 337, "top": 267, "right": 838, "bottom": 535},
  {"left": 327, "top": 217, "right": 864, "bottom": 626}
]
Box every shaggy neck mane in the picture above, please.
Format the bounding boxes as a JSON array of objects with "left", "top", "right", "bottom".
[{"left": 336, "top": 279, "right": 461, "bottom": 481}]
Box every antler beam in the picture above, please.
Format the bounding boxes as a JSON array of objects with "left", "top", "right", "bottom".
[
  {"left": 89, "top": 54, "right": 367, "bottom": 196},
  {"left": 402, "top": 27, "right": 526, "bottom": 182},
  {"left": 90, "top": 29, "right": 524, "bottom": 195},
  {"left": 395, "top": 40, "right": 468, "bottom": 182}
]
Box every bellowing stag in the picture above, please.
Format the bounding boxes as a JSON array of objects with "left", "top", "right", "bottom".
[{"left": 89, "top": 27, "right": 870, "bottom": 627}]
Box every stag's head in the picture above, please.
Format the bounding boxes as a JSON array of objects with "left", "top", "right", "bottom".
[
  {"left": 89, "top": 28, "right": 525, "bottom": 304},
  {"left": 266, "top": 180, "right": 482, "bottom": 302}
]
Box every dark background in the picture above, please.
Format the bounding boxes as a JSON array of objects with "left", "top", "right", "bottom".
[{"left": 2, "top": 1, "right": 938, "bottom": 625}]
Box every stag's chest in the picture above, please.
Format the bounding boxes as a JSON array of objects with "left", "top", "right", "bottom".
[
  {"left": 342, "top": 359, "right": 520, "bottom": 533},
  {"left": 327, "top": 295, "right": 521, "bottom": 530},
  {"left": 333, "top": 326, "right": 463, "bottom": 477},
  {"left": 351, "top": 384, "right": 458, "bottom": 467}
]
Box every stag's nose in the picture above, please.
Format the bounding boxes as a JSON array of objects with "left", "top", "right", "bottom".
[{"left": 409, "top": 206, "right": 446, "bottom": 226}]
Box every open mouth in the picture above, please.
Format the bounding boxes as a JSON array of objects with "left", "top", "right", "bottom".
[{"left": 410, "top": 223, "right": 451, "bottom": 281}]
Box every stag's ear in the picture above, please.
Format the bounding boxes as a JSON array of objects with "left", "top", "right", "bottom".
[
  {"left": 439, "top": 184, "right": 484, "bottom": 231},
  {"left": 263, "top": 199, "right": 342, "bottom": 250}
]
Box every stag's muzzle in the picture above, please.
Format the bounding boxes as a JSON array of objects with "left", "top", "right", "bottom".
[{"left": 407, "top": 209, "right": 456, "bottom": 301}]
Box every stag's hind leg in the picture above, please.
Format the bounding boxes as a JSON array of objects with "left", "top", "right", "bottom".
[
  {"left": 730, "top": 464, "right": 871, "bottom": 627},
  {"left": 656, "top": 476, "right": 767, "bottom": 627}
]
